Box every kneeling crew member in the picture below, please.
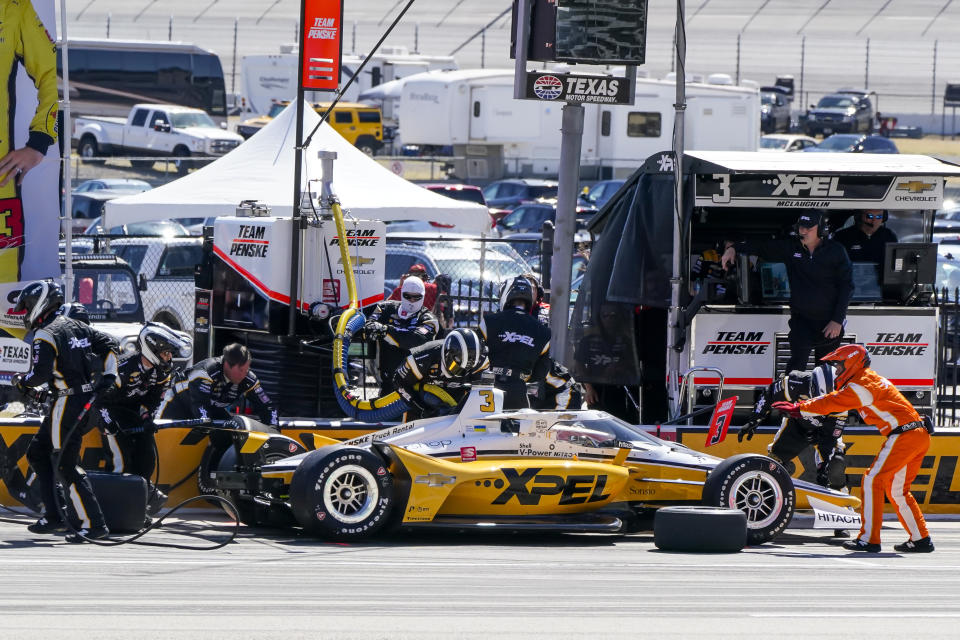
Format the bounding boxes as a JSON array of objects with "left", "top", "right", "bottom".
[
  {"left": 364, "top": 275, "right": 439, "bottom": 393},
  {"left": 773, "top": 344, "right": 934, "bottom": 553},
  {"left": 480, "top": 276, "right": 551, "bottom": 409},
  {"left": 393, "top": 328, "right": 488, "bottom": 417},
  {"left": 187, "top": 343, "right": 278, "bottom": 427},
  {"left": 14, "top": 280, "right": 118, "bottom": 542},
  {"left": 98, "top": 323, "right": 192, "bottom": 516}
]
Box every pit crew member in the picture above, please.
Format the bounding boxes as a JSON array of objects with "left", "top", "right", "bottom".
[
  {"left": 13, "top": 279, "right": 118, "bottom": 542},
  {"left": 186, "top": 343, "right": 278, "bottom": 427},
  {"left": 480, "top": 276, "right": 552, "bottom": 410},
  {"left": 772, "top": 344, "right": 934, "bottom": 553},
  {"left": 96, "top": 323, "right": 192, "bottom": 516},
  {"left": 364, "top": 275, "right": 439, "bottom": 393},
  {"left": 722, "top": 211, "right": 853, "bottom": 372},
  {"left": 833, "top": 209, "right": 898, "bottom": 265}
]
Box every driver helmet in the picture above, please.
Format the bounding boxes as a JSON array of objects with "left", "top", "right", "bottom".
[
  {"left": 139, "top": 322, "right": 193, "bottom": 373},
  {"left": 440, "top": 328, "right": 485, "bottom": 378},
  {"left": 14, "top": 279, "right": 64, "bottom": 331},
  {"left": 820, "top": 344, "right": 870, "bottom": 388},
  {"left": 398, "top": 276, "right": 426, "bottom": 319},
  {"left": 499, "top": 276, "right": 535, "bottom": 313}
]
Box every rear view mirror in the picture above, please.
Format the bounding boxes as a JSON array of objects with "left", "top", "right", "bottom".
[
  {"left": 138, "top": 274, "right": 148, "bottom": 291},
  {"left": 154, "top": 122, "right": 171, "bottom": 133}
]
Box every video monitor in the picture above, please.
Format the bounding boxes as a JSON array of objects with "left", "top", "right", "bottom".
[
  {"left": 882, "top": 242, "right": 937, "bottom": 301},
  {"left": 759, "top": 262, "right": 790, "bottom": 302},
  {"left": 850, "top": 262, "right": 881, "bottom": 301}
]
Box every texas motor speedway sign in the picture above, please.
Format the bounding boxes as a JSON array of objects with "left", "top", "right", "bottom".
[
  {"left": 523, "top": 71, "right": 633, "bottom": 105},
  {"left": 695, "top": 173, "right": 944, "bottom": 209}
]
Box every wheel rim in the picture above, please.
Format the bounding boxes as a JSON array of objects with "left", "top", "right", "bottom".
[
  {"left": 81, "top": 144, "right": 94, "bottom": 158},
  {"left": 322, "top": 464, "right": 378, "bottom": 524},
  {"left": 727, "top": 470, "right": 784, "bottom": 530}
]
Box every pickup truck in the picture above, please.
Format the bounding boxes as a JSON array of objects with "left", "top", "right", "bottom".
[{"left": 73, "top": 103, "right": 244, "bottom": 174}]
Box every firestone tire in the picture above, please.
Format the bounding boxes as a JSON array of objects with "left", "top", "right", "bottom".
[
  {"left": 289, "top": 447, "right": 393, "bottom": 541},
  {"left": 702, "top": 454, "right": 795, "bottom": 546},
  {"left": 653, "top": 506, "right": 746, "bottom": 552}
]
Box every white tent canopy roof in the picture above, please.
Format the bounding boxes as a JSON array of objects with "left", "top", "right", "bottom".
[{"left": 104, "top": 101, "right": 491, "bottom": 232}]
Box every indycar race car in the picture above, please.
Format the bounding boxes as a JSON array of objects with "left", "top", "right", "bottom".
[{"left": 202, "top": 384, "right": 861, "bottom": 545}]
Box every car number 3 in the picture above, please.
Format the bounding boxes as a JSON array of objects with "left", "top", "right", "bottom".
[{"left": 479, "top": 390, "right": 495, "bottom": 412}]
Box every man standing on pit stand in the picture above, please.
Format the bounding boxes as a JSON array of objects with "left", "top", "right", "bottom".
[
  {"left": 722, "top": 211, "right": 853, "bottom": 373},
  {"left": 480, "top": 276, "right": 552, "bottom": 409},
  {"left": 13, "top": 280, "right": 118, "bottom": 542},
  {"left": 833, "top": 209, "right": 898, "bottom": 265}
]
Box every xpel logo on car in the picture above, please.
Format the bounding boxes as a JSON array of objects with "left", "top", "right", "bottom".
[{"left": 491, "top": 468, "right": 611, "bottom": 506}]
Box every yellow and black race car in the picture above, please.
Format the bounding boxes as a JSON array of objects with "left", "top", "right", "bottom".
[{"left": 205, "top": 385, "right": 860, "bottom": 546}]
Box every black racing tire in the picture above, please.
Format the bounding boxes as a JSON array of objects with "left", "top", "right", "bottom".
[
  {"left": 702, "top": 454, "right": 796, "bottom": 546},
  {"left": 78, "top": 136, "right": 106, "bottom": 165},
  {"left": 173, "top": 146, "right": 191, "bottom": 175},
  {"left": 653, "top": 506, "right": 747, "bottom": 552},
  {"left": 129, "top": 159, "right": 155, "bottom": 168},
  {"left": 289, "top": 446, "right": 394, "bottom": 541}
]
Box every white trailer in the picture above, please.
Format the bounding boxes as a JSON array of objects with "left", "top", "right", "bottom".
[
  {"left": 240, "top": 46, "right": 457, "bottom": 116},
  {"left": 397, "top": 69, "right": 760, "bottom": 179}
]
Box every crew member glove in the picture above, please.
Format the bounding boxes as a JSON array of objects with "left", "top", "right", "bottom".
[
  {"left": 365, "top": 322, "right": 388, "bottom": 339},
  {"left": 10, "top": 372, "right": 26, "bottom": 393},
  {"left": 140, "top": 412, "right": 157, "bottom": 435},
  {"left": 771, "top": 401, "right": 802, "bottom": 420},
  {"left": 737, "top": 419, "right": 759, "bottom": 443},
  {"left": 94, "top": 374, "right": 118, "bottom": 398}
]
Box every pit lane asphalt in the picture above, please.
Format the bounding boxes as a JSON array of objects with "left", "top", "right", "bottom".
[{"left": 2, "top": 509, "right": 959, "bottom": 640}]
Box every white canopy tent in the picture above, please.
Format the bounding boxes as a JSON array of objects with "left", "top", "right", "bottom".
[{"left": 104, "top": 101, "right": 491, "bottom": 232}]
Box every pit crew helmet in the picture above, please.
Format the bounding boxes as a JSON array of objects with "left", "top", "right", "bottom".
[
  {"left": 820, "top": 344, "right": 870, "bottom": 388},
  {"left": 139, "top": 322, "right": 193, "bottom": 373},
  {"left": 440, "top": 328, "right": 485, "bottom": 378},
  {"left": 499, "top": 276, "right": 535, "bottom": 313},
  {"left": 59, "top": 302, "right": 90, "bottom": 325},
  {"left": 14, "top": 279, "right": 64, "bottom": 331}
]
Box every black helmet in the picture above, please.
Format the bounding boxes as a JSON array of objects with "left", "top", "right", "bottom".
[
  {"left": 441, "top": 328, "right": 485, "bottom": 378},
  {"left": 139, "top": 322, "right": 193, "bottom": 372},
  {"left": 14, "top": 279, "right": 64, "bottom": 331},
  {"left": 59, "top": 302, "right": 90, "bottom": 325},
  {"left": 499, "top": 276, "right": 535, "bottom": 313}
]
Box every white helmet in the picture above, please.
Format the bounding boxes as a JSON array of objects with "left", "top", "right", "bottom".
[
  {"left": 139, "top": 322, "right": 193, "bottom": 372},
  {"left": 398, "top": 276, "right": 426, "bottom": 319}
]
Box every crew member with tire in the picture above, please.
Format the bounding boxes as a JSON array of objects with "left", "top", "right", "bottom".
[
  {"left": 772, "top": 344, "right": 935, "bottom": 553},
  {"left": 722, "top": 211, "right": 853, "bottom": 373},
  {"left": 13, "top": 280, "right": 119, "bottom": 542},
  {"left": 96, "top": 322, "right": 192, "bottom": 518},
  {"left": 363, "top": 275, "right": 439, "bottom": 394},
  {"left": 480, "top": 276, "right": 552, "bottom": 409}
]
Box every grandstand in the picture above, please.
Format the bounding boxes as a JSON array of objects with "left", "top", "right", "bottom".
[{"left": 62, "top": 1, "right": 960, "bottom": 128}]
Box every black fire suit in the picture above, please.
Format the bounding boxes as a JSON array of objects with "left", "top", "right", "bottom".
[
  {"left": 740, "top": 365, "right": 848, "bottom": 489},
  {"left": 532, "top": 360, "right": 583, "bottom": 411},
  {"left": 392, "top": 340, "right": 487, "bottom": 418},
  {"left": 22, "top": 315, "right": 118, "bottom": 530},
  {"left": 480, "top": 308, "right": 551, "bottom": 409},
  {"left": 186, "top": 356, "right": 278, "bottom": 426},
  {"left": 364, "top": 301, "right": 438, "bottom": 393},
  {"left": 96, "top": 352, "right": 170, "bottom": 489}
]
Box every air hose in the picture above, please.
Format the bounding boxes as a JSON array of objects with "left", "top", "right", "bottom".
[{"left": 328, "top": 200, "right": 456, "bottom": 420}]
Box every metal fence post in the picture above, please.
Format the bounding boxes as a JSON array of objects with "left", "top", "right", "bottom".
[
  {"left": 864, "top": 38, "right": 870, "bottom": 90},
  {"left": 799, "top": 36, "right": 805, "bottom": 110},
  {"left": 106, "top": 13, "right": 110, "bottom": 38},
  {"left": 169, "top": 15, "right": 173, "bottom": 40},
  {"left": 481, "top": 28, "right": 486, "bottom": 69},
  {"left": 231, "top": 18, "right": 238, "bottom": 95},
  {"left": 735, "top": 33, "right": 741, "bottom": 85},
  {"left": 932, "top": 40, "right": 938, "bottom": 115}
]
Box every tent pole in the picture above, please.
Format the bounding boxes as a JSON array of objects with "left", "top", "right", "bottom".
[
  {"left": 61, "top": 0, "right": 74, "bottom": 303},
  {"left": 289, "top": 0, "right": 308, "bottom": 337},
  {"left": 667, "top": 0, "right": 687, "bottom": 418}
]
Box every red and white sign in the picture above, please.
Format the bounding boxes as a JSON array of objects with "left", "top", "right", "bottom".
[
  {"left": 460, "top": 446, "right": 477, "bottom": 462},
  {"left": 705, "top": 395, "right": 738, "bottom": 447},
  {"left": 300, "top": 0, "right": 343, "bottom": 91}
]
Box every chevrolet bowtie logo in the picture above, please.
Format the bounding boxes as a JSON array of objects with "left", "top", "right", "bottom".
[
  {"left": 896, "top": 180, "right": 936, "bottom": 193},
  {"left": 414, "top": 473, "right": 457, "bottom": 487},
  {"left": 338, "top": 256, "right": 374, "bottom": 266}
]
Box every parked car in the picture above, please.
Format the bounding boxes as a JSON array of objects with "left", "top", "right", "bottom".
[
  {"left": 759, "top": 134, "right": 818, "bottom": 152},
  {"left": 73, "top": 178, "right": 152, "bottom": 194},
  {"left": 421, "top": 183, "right": 486, "bottom": 206},
  {"left": 108, "top": 237, "right": 204, "bottom": 331},
  {"left": 69, "top": 191, "right": 124, "bottom": 234},
  {"left": 497, "top": 201, "right": 597, "bottom": 236},
  {"left": 803, "top": 134, "right": 898, "bottom": 154},
  {"left": 579, "top": 179, "right": 626, "bottom": 209},
  {"left": 759, "top": 87, "right": 791, "bottom": 133},
  {"left": 384, "top": 183, "right": 495, "bottom": 232},
  {"left": 73, "top": 103, "right": 243, "bottom": 175},
  {"left": 82, "top": 217, "right": 191, "bottom": 237},
  {"left": 236, "top": 100, "right": 384, "bottom": 154},
  {"left": 803, "top": 92, "right": 875, "bottom": 136},
  {"left": 504, "top": 231, "right": 590, "bottom": 281},
  {"left": 482, "top": 179, "right": 559, "bottom": 212}
]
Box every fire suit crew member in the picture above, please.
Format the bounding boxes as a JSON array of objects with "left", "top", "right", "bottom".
[
  {"left": 0, "top": 0, "right": 59, "bottom": 283},
  {"left": 97, "top": 323, "right": 192, "bottom": 517},
  {"left": 722, "top": 211, "right": 853, "bottom": 373},
  {"left": 738, "top": 363, "right": 848, "bottom": 490},
  {"left": 364, "top": 276, "right": 439, "bottom": 393},
  {"left": 833, "top": 210, "right": 898, "bottom": 265},
  {"left": 480, "top": 276, "right": 552, "bottom": 410},
  {"left": 187, "top": 343, "right": 278, "bottom": 426},
  {"left": 392, "top": 328, "right": 488, "bottom": 416},
  {"left": 773, "top": 344, "right": 934, "bottom": 553},
  {"left": 13, "top": 280, "right": 118, "bottom": 542}
]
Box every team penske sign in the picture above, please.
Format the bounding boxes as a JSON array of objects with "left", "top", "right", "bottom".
[{"left": 695, "top": 173, "right": 943, "bottom": 209}]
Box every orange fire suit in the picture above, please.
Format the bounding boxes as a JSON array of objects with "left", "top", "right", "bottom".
[
  {"left": 798, "top": 368, "right": 929, "bottom": 545},
  {"left": 0, "top": 0, "right": 59, "bottom": 283}
]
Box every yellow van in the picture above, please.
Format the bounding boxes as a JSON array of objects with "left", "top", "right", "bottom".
[{"left": 236, "top": 101, "right": 383, "bottom": 154}]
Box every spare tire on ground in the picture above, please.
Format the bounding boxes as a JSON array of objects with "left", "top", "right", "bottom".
[{"left": 653, "top": 506, "right": 747, "bottom": 552}]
